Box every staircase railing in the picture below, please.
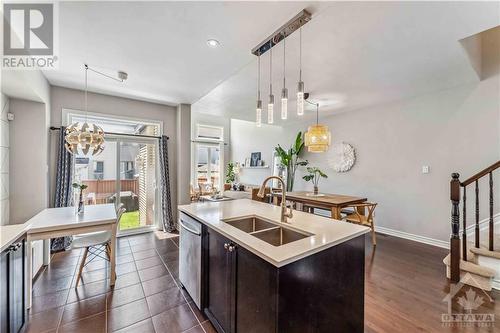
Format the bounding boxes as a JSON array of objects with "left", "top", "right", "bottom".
[{"left": 450, "top": 160, "right": 500, "bottom": 283}]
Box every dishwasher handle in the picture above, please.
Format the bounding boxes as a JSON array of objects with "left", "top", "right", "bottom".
[{"left": 180, "top": 220, "right": 201, "bottom": 236}]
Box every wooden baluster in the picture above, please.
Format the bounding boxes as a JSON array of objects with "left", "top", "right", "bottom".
[
  {"left": 450, "top": 173, "right": 461, "bottom": 283},
  {"left": 462, "top": 186, "right": 467, "bottom": 261},
  {"left": 475, "top": 180, "right": 479, "bottom": 248},
  {"left": 489, "top": 172, "right": 494, "bottom": 251}
]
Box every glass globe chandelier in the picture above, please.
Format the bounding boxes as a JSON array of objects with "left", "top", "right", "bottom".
[
  {"left": 304, "top": 102, "right": 331, "bottom": 153},
  {"left": 65, "top": 64, "right": 105, "bottom": 156}
]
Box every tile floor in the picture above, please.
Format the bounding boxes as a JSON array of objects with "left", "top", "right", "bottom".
[{"left": 27, "top": 231, "right": 216, "bottom": 333}]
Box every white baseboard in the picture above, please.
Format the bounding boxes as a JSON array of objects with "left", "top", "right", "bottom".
[
  {"left": 463, "top": 213, "right": 500, "bottom": 236},
  {"left": 375, "top": 226, "right": 449, "bottom": 249}
]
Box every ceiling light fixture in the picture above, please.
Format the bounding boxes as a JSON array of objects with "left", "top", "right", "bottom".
[
  {"left": 281, "top": 35, "right": 288, "bottom": 120},
  {"left": 256, "top": 54, "right": 262, "bottom": 127},
  {"left": 206, "top": 39, "right": 220, "bottom": 48},
  {"left": 65, "top": 65, "right": 127, "bottom": 156},
  {"left": 251, "top": 10, "right": 311, "bottom": 126},
  {"left": 304, "top": 98, "right": 331, "bottom": 153},
  {"left": 268, "top": 46, "right": 274, "bottom": 124}
]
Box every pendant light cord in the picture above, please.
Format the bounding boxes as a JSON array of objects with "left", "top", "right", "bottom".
[
  {"left": 283, "top": 35, "right": 286, "bottom": 87},
  {"left": 257, "top": 54, "right": 261, "bottom": 100},
  {"left": 84, "top": 64, "right": 88, "bottom": 123},
  {"left": 269, "top": 44, "right": 273, "bottom": 94},
  {"left": 305, "top": 98, "right": 320, "bottom": 125},
  {"left": 299, "top": 25, "right": 302, "bottom": 82}
]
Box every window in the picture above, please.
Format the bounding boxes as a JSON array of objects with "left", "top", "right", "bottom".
[
  {"left": 93, "top": 161, "right": 104, "bottom": 180},
  {"left": 196, "top": 124, "right": 224, "bottom": 142},
  {"left": 120, "top": 161, "right": 135, "bottom": 180}
]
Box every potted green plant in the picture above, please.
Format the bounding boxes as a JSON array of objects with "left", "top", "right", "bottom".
[
  {"left": 72, "top": 182, "right": 88, "bottom": 215},
  {"left": 225, "top": 162, "right": 236, "bottom": 189},
  {"left": 275, "top": 132, "right": 308, "bottom": 191},
  {"left": 302, "top": 167, "right": 328, "bottom": 195}
]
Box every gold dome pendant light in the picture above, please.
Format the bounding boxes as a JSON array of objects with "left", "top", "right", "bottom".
[
  {"left": 65, "top": 64, "right": 105, "bottom": 156},
  {"left": 304, "top": 100, "right": 331, "bottom": 153}
]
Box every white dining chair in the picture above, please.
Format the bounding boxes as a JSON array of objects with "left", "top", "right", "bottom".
[{"left": 72, "top": 204, "right": 126, "bottom": 287}]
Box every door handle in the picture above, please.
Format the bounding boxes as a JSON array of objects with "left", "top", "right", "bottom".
[
  {"left": 224, "top": 243, "right": 236, "bottom": 252},
  {"left": 180, "top": 221, "right": 201, "bottom": 236}
]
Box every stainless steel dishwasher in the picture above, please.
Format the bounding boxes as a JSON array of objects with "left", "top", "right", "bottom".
[{"left": 179, "top": 212, "right": 202, "bottom": 308}]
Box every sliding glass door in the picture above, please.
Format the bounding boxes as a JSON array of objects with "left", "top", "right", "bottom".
[{"left": 73, "top": 137, "right": 159, "bottom": 234}]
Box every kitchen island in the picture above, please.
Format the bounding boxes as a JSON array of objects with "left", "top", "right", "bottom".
[{"left": 178, "top": 199, "right": 370, "bottom": 333}]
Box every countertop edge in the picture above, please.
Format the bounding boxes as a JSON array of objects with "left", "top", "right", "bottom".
[
  {"left": 178, "top": 206, "right": 370, "bottom": 268},
  {"left": 0, "top": 223, "right": 32, "bottom": 253}
]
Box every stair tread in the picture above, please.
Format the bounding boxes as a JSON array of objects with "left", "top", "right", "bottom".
[
  {"left": 469, "top": 246, "right": 500, "bottom": 259},
  {"left": 443, "top": 254, "right": 495, "bottom": 278}
]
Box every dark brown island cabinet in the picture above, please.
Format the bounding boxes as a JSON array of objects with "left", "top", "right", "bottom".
[
  {"left": 0, "top": 236, "right": 26, "bottom": 333},
  {"left": 192, "top": 217, "right": 365, "bottom": 333}
]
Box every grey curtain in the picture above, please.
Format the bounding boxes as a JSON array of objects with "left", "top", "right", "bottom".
[
  {"left": 159, "top": 135, "right": 175, "bottom": 232},
  {"left": 51, "top": 126, "right": 73, "bottom": 252}
]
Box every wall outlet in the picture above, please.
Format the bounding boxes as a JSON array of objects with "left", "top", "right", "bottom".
[
  {"left": 7, "top": 112, "right": 14, "bottom": 121},
  {"left": 422, "top": 165, "right": 430, "bottom": 174}
]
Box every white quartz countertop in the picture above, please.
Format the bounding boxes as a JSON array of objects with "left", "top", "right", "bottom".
[
  {"left": 178, "top": 199, "right": 370, "bottom": 267},
  {"left": 0, "top": 222, "right": 31, "bottom": 252}
]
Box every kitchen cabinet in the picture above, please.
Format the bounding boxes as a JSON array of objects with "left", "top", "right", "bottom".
[
  {"left": 0, "top": 236, "right": 26, "bottom": 333},
  {"left": 202, "top": 225, "right": 364, "bottom": 333}
]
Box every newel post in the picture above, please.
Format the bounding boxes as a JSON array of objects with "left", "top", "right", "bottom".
[{"left": 450, "top": 173, "right": 461, "bottom": 283}]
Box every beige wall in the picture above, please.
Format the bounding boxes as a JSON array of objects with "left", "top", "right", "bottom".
[
  {"left": 49, "top": 86, "right": 179, "bottom": 219},
  {"left": 280, "top": 75, "right": 500, "bottom": 243},
  {"left": 0, "top": 94, "right": 10, "bottom": 226}
]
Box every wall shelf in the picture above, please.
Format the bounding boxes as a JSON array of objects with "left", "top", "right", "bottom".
[{"left": 240, "top": 166, "right": 270, "bottom": 169}]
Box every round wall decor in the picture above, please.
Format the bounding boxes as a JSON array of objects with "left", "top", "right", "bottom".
[{"left": 328, "top": 142, "right": 356, "bottom": 172}]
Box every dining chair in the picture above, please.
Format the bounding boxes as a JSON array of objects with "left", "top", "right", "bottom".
[
  {"left": 72, "top": 205, "right": 126, "bottom": 287},
  {"left": 342, "top": 202, "right": 378, "bottom": 246}
]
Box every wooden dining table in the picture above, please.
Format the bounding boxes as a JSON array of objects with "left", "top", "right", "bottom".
[{"left": 271, "top": 191, "right": 367, "bottom": 220}]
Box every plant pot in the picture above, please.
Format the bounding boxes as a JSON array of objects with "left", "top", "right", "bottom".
[{"left": 313, "top": 186, "right": 319, "bottom": 195}]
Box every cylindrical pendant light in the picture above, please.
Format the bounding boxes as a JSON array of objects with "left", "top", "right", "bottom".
[
  {"left": 281, "top": 35, "right": 288, "bottom": 120},
  {"left": 268, "top": 45, "right": 274, "bottom": 124},
  {"left": 297, "top": 26, "right": 305, "bottom": 116},
  {"left": 256, "top": 54, "right": 262, "bottom": 127},
  {"left": 304, "top": 102, "right": 331, "bottom": 153}
]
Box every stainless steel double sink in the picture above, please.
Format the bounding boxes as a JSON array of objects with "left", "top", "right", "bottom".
[{"left": 222, "top": 216, "right": 312, "bottom": 247}]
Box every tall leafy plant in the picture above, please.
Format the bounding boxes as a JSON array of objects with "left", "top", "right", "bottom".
[
  {"left": 226, "top": 162, "right": 236, "bottom": 184},
  {"left": 275, "top": 132, "right": 308, "bottom": 191}
]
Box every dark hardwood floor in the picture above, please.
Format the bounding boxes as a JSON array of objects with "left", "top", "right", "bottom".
[{"left": 27, "top": 231, "right": 499, "bottom": 332}]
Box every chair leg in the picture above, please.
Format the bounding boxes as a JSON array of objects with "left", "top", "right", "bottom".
[
  {"left": 105, "top": 243, "right": 117, "bottom": 280},
  {"left": 75, "top": 247, "right": 89, "bottom": 288},
  {"left": 371, "top": 222, "right": 377, "bottom": 246}
]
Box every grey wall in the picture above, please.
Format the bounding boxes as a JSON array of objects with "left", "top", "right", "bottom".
[
  {"left": 177, "top": 104, "right": 191, "bottom": 205},
  {"left": 49, "top": 86, "right": 179, "bottom": 218},
  {"left": 0, "top": 94, "right": 9, "bottom": 225},
  {"left": 9, "top": 99, "right": 49, "bottom": 224},
  {"left": 281, "top": 75, "right": 500, "bottom": 242},
  {"left": 230, "top": 119, "right": 284, "bottom": 186}
]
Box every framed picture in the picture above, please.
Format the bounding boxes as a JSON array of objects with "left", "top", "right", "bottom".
[{"left": 250, "top": 152, "right": 261, "bottom": 167}]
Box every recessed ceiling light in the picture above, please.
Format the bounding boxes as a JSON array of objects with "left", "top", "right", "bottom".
[{"left": 206, "top": 39, "right": 220, "bottom": 48}]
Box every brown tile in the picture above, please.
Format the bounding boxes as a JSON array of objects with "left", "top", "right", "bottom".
[
  {"left": 116, "top": 253, "right": 134, "bottom": 265},
  {"left": 117, "top": 246, "right": 132, "bottom": 255},
  {"left": 146, "top": 287, "right": 186, "bottom": 316},
  {"left": 73, "top": 268, "right": 110, "bottom": 287},
  {"left": 188, "top": 302, "right": 207, "bottom": 323},
  {"left": 132, "top": 248, "right": 158, "bottom": 260},
  {"left": 35, "top": 264, "right": 77, "bottom": 282},
  {"left": 151, "top": 303, "right": 198, "bottom": 333},
  {"left": 201, "top": 320, "right": 218, "bottom": 333},
  {"left": 116, "top": 261, "right": 137, "bottom": 275},
  {"left": 107, "top": 283, "right": 145, "bottom": 309},
  {"left": 51, "top": 249, "right": 82, "bottom": 260},
  {"left": 49, "top": 255, "right": 82, "bottom": 267},
  {"left": 107, "top": 298, "right": 151, "bottom": 332},
  {"left": 155, "top": 241, "right": 179, "bottom": 255},
  {"left": 135, "top": 255, "right": 163, "bottom": 270},
  {"left": 30, "top": 288, "right": 69, "bottom": 314},
  {"left": 161, "top": 250, "right": 179, "bottom": 264},
  {"left": 114, "top": 318, "right": 155, "bottom": 333},
  {"left": 182, "top": 325, "right": 204, "bottom": 333},
  {"left": 61, "top": 294, "right": 106, "bottom": 324},
  {"left": 33, "top": 276, "right": 72, "bottom": 297},
  {"left": 141, "top": 274, "right": 177, "bottom": 297},
  {"left": 171, "top": 237, "right": 180, "bottom": 246},
  {"left": 138, "top": 264, "right": 167, "bottom": 282},
  {"left": 131, "top": 242, "right": 155, "bottom": 252},
  {"left": 24, "top": 307, "right": 63, "bottom": 333},
  {"left": 66, "top": 280, "right": 111, "bottom": 303},
  {"left": 84, "top": 259, "right": 109, "bottom": 272},
  {"left": 166, "top": 259, "right": 179, "bottom": 278},
  {"left": 58, "top": 312, "right": 106, "bottom": 333},
  {"left": 113, "top": 271, "right": 141, "bottom": 290}
]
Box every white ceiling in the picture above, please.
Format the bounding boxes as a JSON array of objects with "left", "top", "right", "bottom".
[
  {"left": 43, "top": 2, "right": 499, "bottom": 122},
  {"left": 43, "top": 1, "right": 326, "bottom": 106},
  {"left": 193, "top": 1, "right": 500, "bottom": 123}
]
